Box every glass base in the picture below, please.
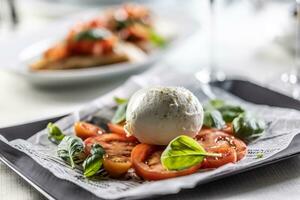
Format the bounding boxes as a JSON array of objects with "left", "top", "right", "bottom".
[
  {"left": 269, "top": 72, "right": 300, "bottom": 99},
  {"left": 195, "top": 68, "right": 226, "bottom": 84},
  {"left": 194, "top": 68, "right": 226, "bottom": 100}
]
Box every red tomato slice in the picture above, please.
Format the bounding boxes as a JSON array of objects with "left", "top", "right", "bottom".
[
  {"left": 195, "top": 129, "right": 247, "bottom": 168},
  {"left": 74, "top": 121, "right": 105, "bottom": 140},
  {"left": 84, "top": 134, "right": 138, "bottom": 177},
  {"left": 107, "top": 123, "right": 137, "bottom": 141},
  {"left": 131, "top": 144, "right": 202, "bottom": 181},
  {"left": 107, "top": 123, "right": 126, "bottom": 135},
  {"left": 202, "top": 146, "right": 237, "bottom": 168}
]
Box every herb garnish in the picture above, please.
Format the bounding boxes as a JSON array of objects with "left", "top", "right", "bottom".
[
  {"left": 161, "top": 135, "right": 221, "bottom": 170},
  {"left": 57, "top": 136, "right": 86, "bottom": 168},
  {"left": 74, "top": 28, "right": 111, "bottom": 41},
  {"left": 203, "top": 99, "right": 265, "bottom": 142},
  {"left": 47, "top": 122, "right": 65, "bottom": 145},
  {"left": 83, "top": 144, "right": 105, "bottom": 177},
  {"left": 149, "top": 29, "right": 167, "bottom": 48},
  {"left": 205, "top": 99, "right": 245, "bottom": 123},
  {"left": 203, "top": 109, "right": 226, "bottom": 129},
  {"left": 111, "top": 97, "right": 128, "bottom": 124},
  {"left": 114, "top": 97, "right": 128, "bottom": 105},
  {"left": 256, "top": 152, "right": 264, "bottom": 159},
  {"left": 114, "top": 18, "right": 146, "bottom": 31},
  {"left": 233, "top": 113, "right": 265, "bottom": 142}
]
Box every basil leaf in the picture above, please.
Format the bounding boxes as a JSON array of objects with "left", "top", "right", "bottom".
[
  {"left": 111, "top": 97, "right": 128, "bottom": 124},
  {"left": 83, "top": 144, "right": 105, "bottom": 177},
  {"left": 111, "top": 103, "right": 127, "bottom": 124},
  {"left": 47, "top": 122, "right": 65, "bottom": 145},
  {"left": 57, "top": 136, "right": 86, "bottom": 168},
  {"left": 218, "top": 104, "right": 244, "bottom": 122},
  {"left": 115, "top": 19, "right": 135, "bottom": 31},
  {"left": 205, "top": 99, "right": 245, "bottom": 123},
  {"left": 114, "top": 18, "right": 148, "bottom": 31},
  {"left": 161, "top": 135, "right": 220, "bottom": 170},
  {"left": 74, "top": 28, "right": 111, "bottom": 41},
  {"left": 114, "top": 97, "right": 128, "bottom": 105},
  {"left": 203, "top": 109, "right": 226, "bottom": 129},
  {"left": 256, "top": 152, "right": 264, "bottom": 159},
  {"left": 232, "top": 113, "right": 265, "bottom": 142},
  {"left": 209, "top": 99, "right": 225, "bottom": 108},
  {"left": 149, "top": 29, "right": 167, "bottom": 48}
]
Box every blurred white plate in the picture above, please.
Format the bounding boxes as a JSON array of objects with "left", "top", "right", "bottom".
[{"left": 10, "top": 6, "right": 198, "bottom": 86}]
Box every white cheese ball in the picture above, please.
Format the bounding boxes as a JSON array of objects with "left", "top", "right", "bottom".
[{"left": 124, "top": 86, "right": 204, "bottom": 145}]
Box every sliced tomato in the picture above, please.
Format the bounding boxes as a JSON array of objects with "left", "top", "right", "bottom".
[
  {"left": 107, "top": 123, "right": 126, "bottom": 135},
  {"left": 74, "top": 121, "right": 105, "bottom": 140},
  {"left": 195, "top": 129, "right": 247, "bottom": 168},
  {"left": 107, "top": 123, "right": 137, "bottom": 141},
  {"left": 84, "top": 134, "right": 138, "bottom": 177},
  {"left": 202, "top": 146, "right": 237, "bottom": 168},
  {"left": 103, "top": 157, "right": 132, "bottom": 178},
  {"left": 131, "top": 144, "right": 202, "bottom": 181}
]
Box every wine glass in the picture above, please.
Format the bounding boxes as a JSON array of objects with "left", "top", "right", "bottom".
[
  {"left": 196, "top": 0, "right": 226, "bottom": 85},
  {"left": 278, "top": 0, "right": 300, "bottom": 99}
]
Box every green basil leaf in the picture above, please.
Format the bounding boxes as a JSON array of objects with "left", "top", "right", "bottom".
[
  {"left": 114, "top": 17, "right": 149, "bottom": 30},
  {"left": 209, "top": 99, "right": 225, "bottom": 108},
  {"left": 111, "top": 98, "right": 128, "bottom": 124},
  {"left": 47, "top": 122, "right": 65, "bottom": 145},
  {"left": 205, "top": 99, "right": 245, "bottom": 123},
  {"left": 57, "top": 136, "right": 86, "bottom": 168},
  {"left": 256, "top": 152, "right": 264, "bottom": 159},
  {"left": 90, "top": 143, "right": 105, "bottom": 155},
  {"left": 161, "top": 135, "right": 220, "bottom": 171},
  {"left": 83, "top": 144, "right": 105, "bottom": 177},
  {"left": 218, "top": 105, "right": 244, "bottom": 122},
  {"left": 114, "top": 97, "right": 128, "bottom": 105},
  {"left": 149, "top": 29, "right": 167, "bottom": 48},
  {"left": 232, "top": 113, "right": 265, "bottom": 142},
  {"left": 115, "top": 19, "right": 134, "bottom": 31},
  {"left": 74, "top": 28, "right": 111, "bottom": 41},
  {"left": 203, "top": 109, "right": 226, "bottom": 129}
]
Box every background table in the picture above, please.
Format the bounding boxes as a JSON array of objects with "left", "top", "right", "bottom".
[{"left": 0, "top": 1, "right": 299, "bottom": 199}]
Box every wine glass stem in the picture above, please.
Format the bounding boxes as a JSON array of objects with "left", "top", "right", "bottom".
[
  {"left": 296, "top": 1, "right": 300, "bottom": 76},
  {"left": 209, "top": 0, "right": 216, "bottom": 71}
]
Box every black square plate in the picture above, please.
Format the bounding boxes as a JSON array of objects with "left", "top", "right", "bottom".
[{"left": 1, "top": 79, "right": 300, "bottom": 200}]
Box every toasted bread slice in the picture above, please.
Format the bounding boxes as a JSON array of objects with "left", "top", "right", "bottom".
[
  {"left": 30, "top": 43, "right": 146, "bottom": 71},
  {"left": 30, "top": 53, "right": 128, "bottom": 71}
]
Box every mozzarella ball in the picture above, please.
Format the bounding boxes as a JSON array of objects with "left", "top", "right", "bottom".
[{"left": 124, "top": 86, "right": 203, "bottom": 145}]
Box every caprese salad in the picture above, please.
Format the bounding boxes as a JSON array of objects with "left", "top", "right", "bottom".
[{"left": 47, "top": 86, "right": 265, "bottom": 180}]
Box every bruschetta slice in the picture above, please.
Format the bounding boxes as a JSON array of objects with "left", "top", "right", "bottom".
[
  {"left": 104, "top": 4, "right": 166, "bottom": 52},
  {"left": 30, "top": 27, "right": 145, "bottom": 71}
]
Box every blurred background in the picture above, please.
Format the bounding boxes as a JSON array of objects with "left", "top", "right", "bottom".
[{"left": 0, "top": 0, "right": 298, "bottom": 126}]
